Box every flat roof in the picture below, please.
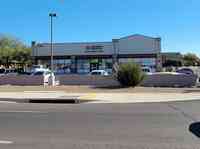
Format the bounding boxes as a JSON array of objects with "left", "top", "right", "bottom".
[{"left": 34, "top": 34, "right": 160, "bottom": 46}]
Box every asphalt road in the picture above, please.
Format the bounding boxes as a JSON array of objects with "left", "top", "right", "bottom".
[{"left": 0, "top": 101, "right": 200, "bottom": 149}]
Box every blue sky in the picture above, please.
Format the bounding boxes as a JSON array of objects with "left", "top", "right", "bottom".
[{"left": 0, "top": 0, "right": 200, "bottom": 55}]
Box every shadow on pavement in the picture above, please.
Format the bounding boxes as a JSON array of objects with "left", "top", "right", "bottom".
[
  {"left": 91, "top": 85, "right": 124, "bottom": 90},
  {"left": 189, "top": 122, "right": 200, "bottom": 138},
  {"left": 184, "top": 89, "right": 200, "bottom": 93}
]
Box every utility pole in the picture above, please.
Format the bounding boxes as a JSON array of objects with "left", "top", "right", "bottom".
[{"left": 49, "top": 13, "right": 57, "bottom": 86}]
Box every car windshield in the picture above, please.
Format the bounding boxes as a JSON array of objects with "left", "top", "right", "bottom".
[{"left": 142, "top": 69, "right": 150, "bottom": 72}]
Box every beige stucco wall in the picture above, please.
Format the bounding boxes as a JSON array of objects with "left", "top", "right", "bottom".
[
  {"left": 32, "top": 34, "right": 161, "bottom": 57},
  {"left": 118, "top": 35, "right": 160, "bottom": 54},
  {"left": 34, "top": 42, "right": 113, "bottom": 57}
]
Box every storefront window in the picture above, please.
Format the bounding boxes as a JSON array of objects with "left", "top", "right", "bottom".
[
  {"left": 77, "top": 59, "right": 90, "bottom": 74},
  {"left": 40, "top": 60, "right": 50, "bottom": 68},
  {"left": 62, "top": 59, "right": 72, "bottom": 74},
  {"left": 52, "top": 59, "right": 72, "bottom": 74},
  {"left": 119, "top": 58, "right": 156, "bottom": 68},
  {"left": 104, "top": 59, "right": 113, "bottom": 74},
  {"left": 76, "top": 58, "right": 113, "bottom": 74}
]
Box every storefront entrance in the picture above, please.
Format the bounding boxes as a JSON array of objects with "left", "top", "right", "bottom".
[
  {"left": 76, "top": 58, "right": 113, "bottom": 74},
  {"left": 90, "top": 59, "right": 100, "bottom": 72},
  {"left": 90, "top": 63, "right": 99, "bottom": 71}
]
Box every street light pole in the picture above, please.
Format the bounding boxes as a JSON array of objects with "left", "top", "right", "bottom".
[
  {"left": 49, "top": 13, "right": 57, "bottom": 86},
  {"left": 49, "top": 13, "right": 57, "bottom": 73}
]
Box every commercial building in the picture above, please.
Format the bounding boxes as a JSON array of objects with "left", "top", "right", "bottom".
[
  {"left": 32, "top": 34, "right": 162, "bottom": 74},
  {"left": 162, "top": 52, "right": 183, "bottom": 67}
]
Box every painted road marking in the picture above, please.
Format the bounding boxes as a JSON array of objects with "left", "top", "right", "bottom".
[
  {"left": 24, "top": 91, "right": 65, "bottom": 93},
  {"left": 0, "top": 140, "right": 13, "bottom": 144},
  {"left": 79, "top": 93, "right": 97, "bottom": 101},
  {"left": 84, "top": 101, "right": 109, "bottom": 104},
  {"left": 0, "top": 101, "right": 17, "bottom": 104},
  {"left": 0, "top": 111, "right": 47, "bottom": 113}
]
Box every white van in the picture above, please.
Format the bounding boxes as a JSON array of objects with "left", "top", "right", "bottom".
[{"left": 89, "top": 70, "right": 109, "bottom": 76}]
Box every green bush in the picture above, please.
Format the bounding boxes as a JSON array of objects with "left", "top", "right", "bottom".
[{"left": 116, "top": 63, "right": 145, "bottom": 87}]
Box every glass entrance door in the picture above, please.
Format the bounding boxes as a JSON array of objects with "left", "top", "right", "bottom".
[
  {"left": 90, "top": 59, "right": 99, "bottom": 72},
  {"left": 90, "top": 63, "right": 99, "bottom": 71}
]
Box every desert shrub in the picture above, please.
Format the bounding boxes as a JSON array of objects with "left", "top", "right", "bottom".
[{"left": 116, "top": 63, "right": 145, "bottom": 87}]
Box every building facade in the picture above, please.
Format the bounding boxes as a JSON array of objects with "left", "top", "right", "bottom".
[
  {"left": 32, "top": 34, "right": 162, "bottom": 74},
  {"left": 162, "top": 52, "right": 183, "bottom": 67}
]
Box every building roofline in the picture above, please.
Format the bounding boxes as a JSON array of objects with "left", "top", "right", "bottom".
[
  {"left": 161, "top": 52, "right": 182, "bottom": 54},
  {"left": 36, "top": 41, "right": 112, "bottom": 46},
  {"left": 119, "top": 34, "right": 161, "bottom": 40},
  {"left": 34, "top": 34, "right": 161, "bottom": 46}
]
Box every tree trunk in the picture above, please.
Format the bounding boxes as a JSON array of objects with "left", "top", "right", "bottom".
[{"left": 6, "top": 57, "right": 9, "bottom": 68}]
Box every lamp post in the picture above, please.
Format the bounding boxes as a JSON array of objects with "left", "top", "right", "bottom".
[{"left": 49, "top": 13, "right": 57, "bottom": 86}]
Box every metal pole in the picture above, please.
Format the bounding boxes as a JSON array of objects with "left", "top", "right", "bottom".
[
  {"left": 49, "top": 13, "right": 56, "bottom": 86},
  {"left": 50, "top": 15, "right": 53, "bottom": 73}
]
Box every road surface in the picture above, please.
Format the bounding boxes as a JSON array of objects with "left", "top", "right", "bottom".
[{"left": 0, "top": 101, "right": 199, "bottom": 148}]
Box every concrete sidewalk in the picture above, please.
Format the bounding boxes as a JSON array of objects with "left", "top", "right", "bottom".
[
  {"left": 84, "top": 93, "right": 200, "bottom": 103},
  {"left": 0, "top": 91, "right": 200, "bottom": 104}
]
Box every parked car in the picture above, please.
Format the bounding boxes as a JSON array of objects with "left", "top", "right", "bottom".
[
  {"left": 32, "top": 70, "right": 53, "bottom": 76},
  {"left": 56, "top": 67, "right": 71, "bottom": 75},
  {"left": 5, "top": 69, "right": 18, "bottom": 76},
  {"left": 31, "top": 65, "right": 48, "bottom": 73},
  {"left": 5, "top": 68, "right": 32, "bottom": 75},
  {"left": 0, "top": 68, "right": 5, "bottom": 76},
  {"left": 89, "top": 70, "right": 109, "bottom": 76},
  {"left": 141, "top": 67, "right": 154, "bottom": 74},
  {"left": 176, "top": 68, "right": 194, "bottom": 75},
  {"left": 14, "top": 68, "right": 31, "bottom": 75}
]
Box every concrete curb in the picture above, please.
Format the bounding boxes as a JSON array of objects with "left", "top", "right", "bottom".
[{"left": 0, "top": 97, "right": 83, "bottom": 104}]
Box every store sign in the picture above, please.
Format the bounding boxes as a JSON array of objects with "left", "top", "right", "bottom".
[{"left": 85, "top": 45, "right": 104, "bottom": 53}]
